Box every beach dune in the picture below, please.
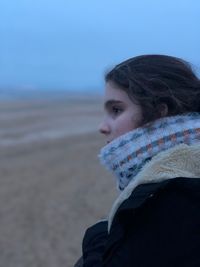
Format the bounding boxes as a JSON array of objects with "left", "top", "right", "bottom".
[{"left": 0, "top": 95, "right": 116, "bottom": 267}]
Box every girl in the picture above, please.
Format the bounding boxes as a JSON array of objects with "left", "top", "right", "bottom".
[{"left": 75, "top": 55, "right": 200, "bottom": 267}]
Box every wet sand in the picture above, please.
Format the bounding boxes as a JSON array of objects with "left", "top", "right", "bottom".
[{"left": 0, "top": 95, "right": 117, "bottom": 267}]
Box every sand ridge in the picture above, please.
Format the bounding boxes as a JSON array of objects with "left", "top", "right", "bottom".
[{"left": 0, "top": 95, "right": 116, "bottom": 267}]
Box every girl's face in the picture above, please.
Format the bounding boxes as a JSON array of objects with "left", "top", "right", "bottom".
[{"left": 99, "top": 82, "right": 143, "bottom": 144}]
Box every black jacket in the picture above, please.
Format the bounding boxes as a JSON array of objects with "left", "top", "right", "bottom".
[{"left": 77, "top": 178, "right": 200, "bottom": 267}]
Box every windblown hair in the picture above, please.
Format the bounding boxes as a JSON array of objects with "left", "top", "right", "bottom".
[{"left": 105, "top": 55, "right": 200, "bottom": 124}]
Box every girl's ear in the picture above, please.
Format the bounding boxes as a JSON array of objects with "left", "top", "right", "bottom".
[{"left": 159, "top": 103, "right": 168, "bottom": 117}]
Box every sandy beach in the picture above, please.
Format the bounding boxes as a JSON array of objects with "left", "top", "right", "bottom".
[{"left": 0, "top": 94, "right": 117, "bottom": 267}]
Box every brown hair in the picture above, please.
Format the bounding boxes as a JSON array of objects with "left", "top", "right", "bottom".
[{"left": 105, "top": 55, "right": 200, "bottom": 124}]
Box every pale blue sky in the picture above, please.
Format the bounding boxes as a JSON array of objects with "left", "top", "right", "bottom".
[{"left": 0, "top": 0, "right": 199, "bottom": 91}]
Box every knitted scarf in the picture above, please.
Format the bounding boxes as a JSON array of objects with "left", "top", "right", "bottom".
[{"left": 99, "top": 113, "right": 200, "bottom": 191}]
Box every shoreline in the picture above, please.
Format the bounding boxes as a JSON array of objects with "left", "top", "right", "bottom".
[
  {"left": 0, "top": 130, "right": 116, "bottom": 267},
  {"left": 0, "top": 95, "right": 115, "bottom": 267},
  {"left": 0, "top": 94, "right": 104, "bottom": 148}
]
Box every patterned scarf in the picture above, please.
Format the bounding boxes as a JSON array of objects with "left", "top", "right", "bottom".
[{"left": 99, "top": 113, "right": 200, "bottom": 191}]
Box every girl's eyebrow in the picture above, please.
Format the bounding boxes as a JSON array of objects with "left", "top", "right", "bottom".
[{"left": 104, "top": 100, "right": 123, "bottom": 110}]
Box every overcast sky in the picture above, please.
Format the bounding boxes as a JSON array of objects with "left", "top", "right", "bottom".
[{"left": 0, "top": 0, "right": 199, "bottom": 91}]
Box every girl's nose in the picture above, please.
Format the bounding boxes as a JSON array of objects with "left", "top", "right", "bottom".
[{"left": 99, "top": 120, "right": 110, "bottom": 135}]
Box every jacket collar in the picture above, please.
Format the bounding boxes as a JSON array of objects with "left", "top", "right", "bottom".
[{"left": 108, "top": 143, "right": 200, "bottom": 231}]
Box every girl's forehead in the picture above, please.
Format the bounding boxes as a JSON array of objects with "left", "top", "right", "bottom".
[
  {"left": 104, "top": 82, "right": 139, "bottom": 110},
  {"left": 104, "top": 82, "right": 129, "bottom": 100}
]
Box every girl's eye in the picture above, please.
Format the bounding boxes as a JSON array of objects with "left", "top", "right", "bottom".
[{"left": 111, "top": 106, "right": 123, "bottom": 115}]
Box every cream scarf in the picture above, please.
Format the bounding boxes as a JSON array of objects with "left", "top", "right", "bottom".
[{"left": 99, "top": 113, "right": 200, "bottom": 191}]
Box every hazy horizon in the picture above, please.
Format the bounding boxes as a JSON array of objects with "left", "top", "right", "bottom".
[{"left": 0, "top": 0, "right": 200, "bottom": 92}]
